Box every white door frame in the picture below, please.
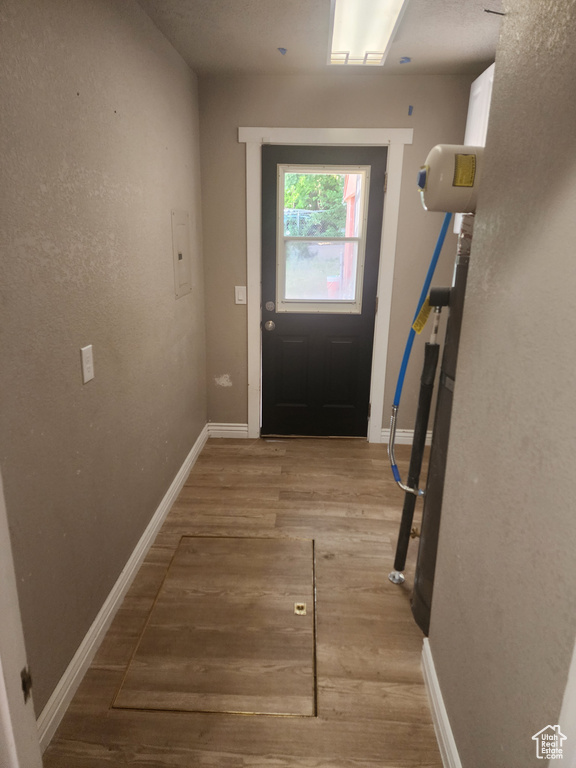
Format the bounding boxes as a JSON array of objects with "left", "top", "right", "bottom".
[
  {"left": 0, "top": 471, "right": 43, "bottom": 767},
  {"left": 238, "top": 127, "right": 413, "bottom": 442},
  {"left": 560, "top": 637, "right": 576, "bottom": 767}
]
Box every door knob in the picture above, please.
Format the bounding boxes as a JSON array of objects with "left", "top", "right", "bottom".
[{"left": 264, "top": 320, "right": 276, "bottom": 331}]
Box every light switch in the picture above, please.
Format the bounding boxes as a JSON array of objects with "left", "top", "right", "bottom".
[
  {"left": 80, "top": 345, "right": 94, "bottom": 384},
  {"left": 235, "top": 285, "right": 247, "bottom": 304}
]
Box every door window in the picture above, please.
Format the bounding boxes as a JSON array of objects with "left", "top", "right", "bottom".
[{"left": 276, "top": 165, "right": 370, "bottom": 313}]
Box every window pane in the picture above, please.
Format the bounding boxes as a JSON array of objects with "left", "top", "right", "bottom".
[
  {"left": 284, "top": 241, "right": 358, "bottom": 301},
  {"left": 283, "top": 172, "right": 364, "bottom": 238}
]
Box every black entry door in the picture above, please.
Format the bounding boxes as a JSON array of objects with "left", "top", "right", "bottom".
[{"left": 261, "top": 145, "right": 387, "bottom": 437}]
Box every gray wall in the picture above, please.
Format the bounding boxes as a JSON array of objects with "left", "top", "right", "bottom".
[
  {"left": 198, "top": 73, "right": 472, "bottom": 429},
  {"left": 430, "top": 0, "right": 576, "bottom": 765},
  {"left": 0, "top": 0, "right": 207, "bottom": 713}
]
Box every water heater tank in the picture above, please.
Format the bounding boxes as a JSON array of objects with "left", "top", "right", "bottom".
[{"left": 417, "top": 144, "right": 484, "bottom": 213}]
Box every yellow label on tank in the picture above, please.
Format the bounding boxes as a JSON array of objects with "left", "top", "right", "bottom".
[
  {"left": 412, "top": 298, "right": 432, "bottom": 334},
  {"left": 453, "top": 154, "right": 476, "bottom": 187}
]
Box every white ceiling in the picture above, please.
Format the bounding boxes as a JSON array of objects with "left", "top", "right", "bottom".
[{"left": 136, "top": 0, "right": 504, "bottom": 77}]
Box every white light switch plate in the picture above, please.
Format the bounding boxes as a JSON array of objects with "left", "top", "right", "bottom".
[
  {"left": 80, "top": 345, "right": 94, "bottom": 383},
  {"left": 235, "top": 285, "right": 247, "bottom": 304}
]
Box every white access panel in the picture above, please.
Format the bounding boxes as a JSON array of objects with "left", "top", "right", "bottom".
[
  {"left": 464, "top": 63, "right": 495, "bottom": 147},
  {"left": 455, "top": 62, "right": 495, "bottom": 232},
  {"left": 171, "top": 210, "right": 192, "bottom": 299}
]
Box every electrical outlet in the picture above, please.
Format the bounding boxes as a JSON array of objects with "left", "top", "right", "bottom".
[{"left": 80, "top": 345, "right": 94, "bottom": 383}]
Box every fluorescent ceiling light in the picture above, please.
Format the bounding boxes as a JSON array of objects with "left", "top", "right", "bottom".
[{"left": 329, "top": 0, "right": 410, "bottom": 66}]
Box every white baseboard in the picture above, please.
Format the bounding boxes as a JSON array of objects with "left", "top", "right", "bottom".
[
  {"left": 207, "top": 422, "right": 249, "bottom": 438},
  {"left": 37, "top": 425, "right": 209, "bottom": 752},
  {"left": 381, "top": 428, "right": 432, "bottom": 445},
  {"left": 206, "top": 423, "right": 425, "bottom": 444},
  {"left": 421, "top": 638, "right": 462, "bottom": 768}
]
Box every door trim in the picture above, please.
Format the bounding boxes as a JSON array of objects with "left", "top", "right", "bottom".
[
  {"left": 239, "top": 127, "right": 413, "bottom": 442},
  {"left": 0, "top": 471, "right": 43, "bottom": 767}
]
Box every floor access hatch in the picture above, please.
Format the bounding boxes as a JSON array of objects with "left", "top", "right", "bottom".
[{"left": 114, "top": 536, "right": 316, "bottom": 716}]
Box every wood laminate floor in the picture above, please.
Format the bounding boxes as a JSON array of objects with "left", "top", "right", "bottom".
[{"left": 44, "top": 438, "right": 442, "bottom": 768}]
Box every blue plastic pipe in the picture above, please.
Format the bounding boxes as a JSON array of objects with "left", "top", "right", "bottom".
[
  {"left": 393, "top": 212, "right": 452, "bottom": 409},
  {"left": 389, "top": 211, "right": 452, "bottom": 489}
]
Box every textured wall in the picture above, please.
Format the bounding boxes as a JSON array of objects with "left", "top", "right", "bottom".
[
  {"left": 0, "top": 0, "right": 206, "bottom": 713},
  {"left": 198, "top": 73, "right": 472, "bottom": 429},
  {"left": 429, "top": 1, "right": 576, "bottom": 765}
]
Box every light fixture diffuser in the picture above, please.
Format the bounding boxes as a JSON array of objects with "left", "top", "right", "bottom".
[{"left": 329, "top": 0, "right": 410, "bottom": 66}]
